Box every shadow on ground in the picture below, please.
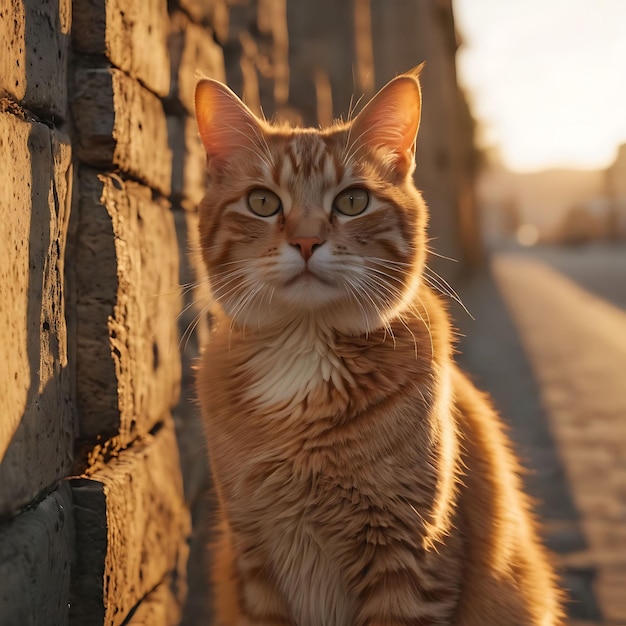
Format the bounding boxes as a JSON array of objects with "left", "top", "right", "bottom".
[{"left": 454, "top": 260, "right": 603, "bottom": 623}]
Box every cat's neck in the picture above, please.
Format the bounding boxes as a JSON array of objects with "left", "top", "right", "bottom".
[
  {"left": 211, "top": 293, "right": 445, "bottom": 415},
  {"left": 226, "top": 313, "right": 354, "bottom": 408}
]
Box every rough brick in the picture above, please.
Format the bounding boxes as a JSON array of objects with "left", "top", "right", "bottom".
[
  {"left": 72, "top": 68, "right": 172, "bottom": 196},
  {"left": 0, "top": 483, "right": 74, "bottom": 626},
  {"left": 0, "top": 111, "right": 74, "bottom": 516},
  {"left": 174, "top": 208, "right": 213, "bottom": 360},
  {"left": 70, "top": 421, "right": 190, "bottom": 626},
  {"left": 224, "top": 3, "right": 262, "bottom": 116},
  {"left": 172, "top": 210, "right": 214, "bottom": 624},
  {"left": 173, "top": 209, "right": 212, "bottom": 498},
  {"left": 169, "top": 11, "right": 226, "bottom": 114},
  {"left": 168, "top": 115, "right": 207, "bottom": 210},
  {"left": 125, "top": 576, "right": 184, "bottom": 626},
  {"left": 225, "top": 0, "right": 289, "bottom": 116},
  {"left": 254, "top": 0, "right": 290, "bottom": 112},
  {"left": 175, "top": 0, "right": 228, "bottom": 43},
  {"left": 179, "top": 494, "right": 215, "bottom": 625},
  {"left": 0, "top": 0, "right": 71, "bottom": 119},
  {"left": 75, "top": 169, "right": 181, "bottom": 443},
  {"left": 72, "top": 0, "right": 170, "bottom": 97}
]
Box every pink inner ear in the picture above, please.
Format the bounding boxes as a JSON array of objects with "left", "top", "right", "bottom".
[
  {"left": 351, "top": 75, "right": 422, "bottom": 163},
  {"left": 195, "top": 79, "right": 261, "bottom": 161}
]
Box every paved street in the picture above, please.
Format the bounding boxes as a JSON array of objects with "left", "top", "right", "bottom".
[{"left": 455, "top": 244, "right": 626, "bottom": 625}]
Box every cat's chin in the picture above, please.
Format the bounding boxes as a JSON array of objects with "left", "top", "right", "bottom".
[
  {"left": 221, "top": 291, "right": 395, "bottom": 337},
  {"left": 283, "top": 268, "right": 334, "bottom": 289},
  {"left": 218, "top": 270, "right": 422, "bottom": 336}
]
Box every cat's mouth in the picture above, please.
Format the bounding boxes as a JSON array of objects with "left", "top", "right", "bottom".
[{"left": 283, "top": 268, "right": 334, "bottom": 288}]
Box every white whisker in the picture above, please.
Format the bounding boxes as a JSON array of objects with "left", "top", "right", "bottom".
[{"left": 423, "top": 266, "right": 473, "bottom": 320}]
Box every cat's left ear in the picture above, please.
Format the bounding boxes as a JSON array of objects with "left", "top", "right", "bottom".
[
  {"left": 350, "top": 65, "right": 423, "bottom": 175},
  {"left": 194, "top": 77, "right": 263, "bottom": 170}
]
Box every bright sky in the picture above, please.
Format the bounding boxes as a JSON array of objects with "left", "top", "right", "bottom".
[{"left": 453, "top": 0, "right": 626, "bottom": 172}]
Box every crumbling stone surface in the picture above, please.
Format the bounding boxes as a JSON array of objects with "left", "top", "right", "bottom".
[
  {"left": 168, "top": 115, "right": 207, "bottom": 210},
  {"left": 0, "top": 111, "right": 74, "bottom": 516},
  {"left": 70, "top": 421, "right": 190, "bottom": 626},
  {"left": 169, "top": 11, "right": 226, "bottom": 114},
  {"left": 125, "top": 576, "right": 184, "bottom": 626},
  {"left": 72, "top": 68, "right": 172, "bottom": 196},
  {"left": 175, "top": 0, "right": 228, "bottom": 43},
  {"left": 0, "top": 483, "right": 74, "bottom": 625},
  {"left": 75, "top": 170, "right": 181, "bottom": 444},
  {"left": 73, "top": 0, "right": 171, "bottom": 97},
  {"left": 172, "top": 209, "right": 212, "bottom": 500},
  {"left": 0, "top": 0, "right": 71, "bottom": 119}
]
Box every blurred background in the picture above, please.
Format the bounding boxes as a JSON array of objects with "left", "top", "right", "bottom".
[{"left": 453, "top": 4, "right": 626, "bottom": 625}]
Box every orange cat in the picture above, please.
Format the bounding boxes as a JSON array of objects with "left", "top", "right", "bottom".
[{"left": 194, "top": 67, "right": 563, "bottom": 625}]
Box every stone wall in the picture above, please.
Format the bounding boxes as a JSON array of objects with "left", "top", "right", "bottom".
[
  {"left": 1, "top": 2, "right": 75, "bottom": 624},
  {"left": 0, "top": 1, "right": 478, "bottom": 624}
]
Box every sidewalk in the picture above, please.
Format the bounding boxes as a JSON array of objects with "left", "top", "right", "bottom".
[{"left": 455, "top": 248, "right": 626, "bottom": 625}]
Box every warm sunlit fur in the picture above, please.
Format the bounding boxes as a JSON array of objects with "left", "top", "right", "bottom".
[{"left": 194, "top": 68, "right": 564, "bottom": 625}]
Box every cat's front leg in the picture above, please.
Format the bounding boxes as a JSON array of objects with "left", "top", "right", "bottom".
[
  {"left": 355, "top": 564, "right": 457, "bottom": 626},
  {"left": 211, "top": 518, "right": 295, "bottom": 626},
  {"left": 213, "top": 568, "right": 295, "bottom": 626},
  {"left": 233, "top": 576, "right": 296, "bottom": 626}
]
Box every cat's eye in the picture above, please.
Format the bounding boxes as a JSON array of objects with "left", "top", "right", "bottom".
[
  {"left": 247, "top": 188, "right": 282, "bottom": 217},
  {"left": 333, "top": 188, "right": 369, "bottom": 216}
]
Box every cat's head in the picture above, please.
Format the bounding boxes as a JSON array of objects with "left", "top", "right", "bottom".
[{"left": 194, "top": 67, "right": 427, "bottom": 335}]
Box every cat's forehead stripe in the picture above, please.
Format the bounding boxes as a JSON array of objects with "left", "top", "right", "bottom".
[
  {"left": 273, "top": 134, "right": 338, "bottom": 198},
  {"left": 286, "top": 134, "right": 328, "bottom": 174}
]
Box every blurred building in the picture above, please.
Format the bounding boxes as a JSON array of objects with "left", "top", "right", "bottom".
[
  {"left": 607, "top": 143, "right": 626, "bottom": 240},
  {"left": 477, "top": 163, "right": 620, "bottom": 246}
]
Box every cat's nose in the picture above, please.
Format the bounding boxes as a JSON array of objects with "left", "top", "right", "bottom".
[{"left": 290, "top": 236, "right": 324, "bottom": 262}]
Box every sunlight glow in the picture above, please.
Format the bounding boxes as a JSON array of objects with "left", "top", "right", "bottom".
[{"left": 453, "top": 0, "right": 626, "bottom": 172}]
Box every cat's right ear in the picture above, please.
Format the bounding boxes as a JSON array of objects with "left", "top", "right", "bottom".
[
  {"left": 194, "top": 78, "right": 262, "bottom": 169},
  {"left": 349, "top": 70, "right": 422, "bottom": 176}
]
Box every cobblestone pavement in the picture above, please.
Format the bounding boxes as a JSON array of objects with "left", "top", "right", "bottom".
[{"left": 455, "top": 244, "right": 626, "bottom": 626}]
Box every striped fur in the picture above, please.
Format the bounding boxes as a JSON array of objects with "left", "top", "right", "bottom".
[{"left": 194, "top": 70, "right": 563, "bottom": 625}]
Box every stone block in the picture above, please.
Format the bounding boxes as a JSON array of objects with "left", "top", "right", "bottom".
[
  {"left": 69, "top": 421, "right": 190, "bottom": 626},
  {"left": 72, "top": 0, "right": 170, "bottom": 97},
  {"left": 72, "top": 68, "right": 172, "bottom": 196},
  {"left": 210, "top": 1, "right": 287, "bottom": 116},
  {"left": 0, "top": 0, "right": 71, "bottom": 120},
  {"left": 0, "top": 483, "right": 74, "bottom": 626},
  {"left": 168, "top": 115, "right": 207, "bottom": 210},
  {"left": 175, "top": 208, "right": 212, "bottom": 360},
  {"left": 0, "top": 109, "right": 74, "bottom": 516},
  {"left": 125, "top": 576, "right": 184, "bottom": 626},
  {"left": 168, "top": 11, "right": 226, "bottom": 114},
  {"left": 258, "top": 0, "right": 290, "bottom": 106},
  {"left": 178, "top": 490, "right": 215, "bottom": 625},
  {"left": 171, "top": 213, "right": 213, "bottom": 626},
  {"left": 175, "top": 0, "right": 228, "bottom": 43},
  {"left": 75, "top": 169, "right": 181, "bottom": 444},
  {"left": 173, "top": 209, "right": 212, "bottom": 501}
]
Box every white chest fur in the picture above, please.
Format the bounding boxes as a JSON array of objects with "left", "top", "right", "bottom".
[{"left": 242, "top": 320, "right": 353, "bottom": 409}]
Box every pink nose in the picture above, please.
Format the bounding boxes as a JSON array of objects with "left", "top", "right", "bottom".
[{"left": 290, "top": 236, "right": 323, "bottom": 261}]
